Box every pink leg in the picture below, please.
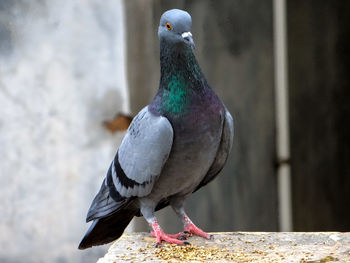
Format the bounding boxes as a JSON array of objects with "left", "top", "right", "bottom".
[
  {"left": 150, "top": 220, "right": 190, "bottom": 246},
  {"left": 183, "top": 214, "right": 214, "bottom": 240}
]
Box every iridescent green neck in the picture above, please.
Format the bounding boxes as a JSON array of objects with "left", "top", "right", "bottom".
[
  {"left": 157, "top": 42, "right": 205, "bottom": 115},
  {"left": 161, "top": 74, "right": 188, "bottom": 114}
]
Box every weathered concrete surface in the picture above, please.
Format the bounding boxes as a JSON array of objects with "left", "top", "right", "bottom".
[
  {"left": 97, "top": 232, "right": 350, "bottom": 262},
  {"left": 0, "top": 1, "right": 128, "bottom": 262}
]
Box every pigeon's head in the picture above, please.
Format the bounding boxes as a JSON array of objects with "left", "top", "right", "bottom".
[{"left": 158, "top": 9, "right": 195, "bottom": 50}]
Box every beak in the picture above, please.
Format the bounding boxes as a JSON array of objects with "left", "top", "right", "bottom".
[{"left": 182, "top": 32, "right": 195, "bottom": 50}]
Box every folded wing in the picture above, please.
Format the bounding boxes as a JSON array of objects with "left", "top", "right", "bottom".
[{"left": 86, "top": 106, "right": 174, "bottom": 222}]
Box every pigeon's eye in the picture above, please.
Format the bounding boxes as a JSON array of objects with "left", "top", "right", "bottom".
[{"left": 165, "top": 22, "right": 172, "bottom": 31}]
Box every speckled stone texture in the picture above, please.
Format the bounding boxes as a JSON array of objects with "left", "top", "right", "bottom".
[{"left": 97, "top": 232, "right": 350, "bottom": 263}]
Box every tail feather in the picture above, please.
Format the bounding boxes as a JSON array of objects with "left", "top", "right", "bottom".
[{"left": 78, "top": 208, "right": 136, "bottom": 250}]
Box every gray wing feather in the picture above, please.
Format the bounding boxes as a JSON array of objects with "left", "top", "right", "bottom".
[
  {"left": 193, "top": 109, "right": 234, "bottom": 192},
  {"left": 112, "top": 106, "right": 174, "bottom": 197}
]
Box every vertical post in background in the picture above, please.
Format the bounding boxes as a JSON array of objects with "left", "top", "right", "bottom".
[{"left": 273, "top": 0, "right": 293, "bottom": 231}]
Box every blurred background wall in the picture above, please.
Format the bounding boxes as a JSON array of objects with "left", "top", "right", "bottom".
[
  {"left": 0, "top": 0, "right": 349, "bottom": 263},
  {"left": 0, "top": 0, "right": 128, "bottom": 262},
  {"left": 287, "top": 0, "right": 350, "bottom": 231}
]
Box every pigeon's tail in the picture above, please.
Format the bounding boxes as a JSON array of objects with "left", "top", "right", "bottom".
[{"left": 78, "top": 208, "right": 136, "bottom": 250}]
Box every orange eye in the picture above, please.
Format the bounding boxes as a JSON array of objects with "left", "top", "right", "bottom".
[{"left": 165, "top": 22, "right": 172, "bottom": 31}]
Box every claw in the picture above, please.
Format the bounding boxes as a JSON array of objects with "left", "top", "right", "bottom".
[
  {"left": 178, "top": 235, "right": 187, "bottom": 240},
  {"left": 177, "top": 231, "right": 191, "bottom": 240}
]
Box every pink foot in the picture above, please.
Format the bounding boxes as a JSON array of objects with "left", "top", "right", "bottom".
[
  {"left": 151, "top": 221, "right": 190, "bottom": 246},
  {"left": 183, "top": 215, "right": 214, "bottom": 240},
  {"left": 150, "top": 231, "right": 189, "bottom": 240}
]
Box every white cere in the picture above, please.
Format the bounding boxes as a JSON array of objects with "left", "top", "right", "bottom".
[{"left": 181, "top": 32, "right": 192, "bottom": 38}]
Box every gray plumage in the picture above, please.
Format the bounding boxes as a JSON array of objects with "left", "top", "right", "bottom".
[
  {"left": 79, "top": 9, "right": 234, "bottom": 249},
  {"left": 115, "top": 107, "right": 173, "bottom": 197}
]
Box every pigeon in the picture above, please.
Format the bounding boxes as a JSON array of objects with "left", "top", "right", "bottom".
[{"left": 78, "top": 8, "right": 234, "bottom": 249}]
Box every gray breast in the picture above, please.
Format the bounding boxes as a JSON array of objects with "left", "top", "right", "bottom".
[{"left": 147, "top": 110, "right": 224, "bottom": 200}]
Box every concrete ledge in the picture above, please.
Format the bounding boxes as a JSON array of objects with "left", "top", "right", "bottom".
[{"left": 97, "top": 232, "right": 350, "bottom": 262}]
